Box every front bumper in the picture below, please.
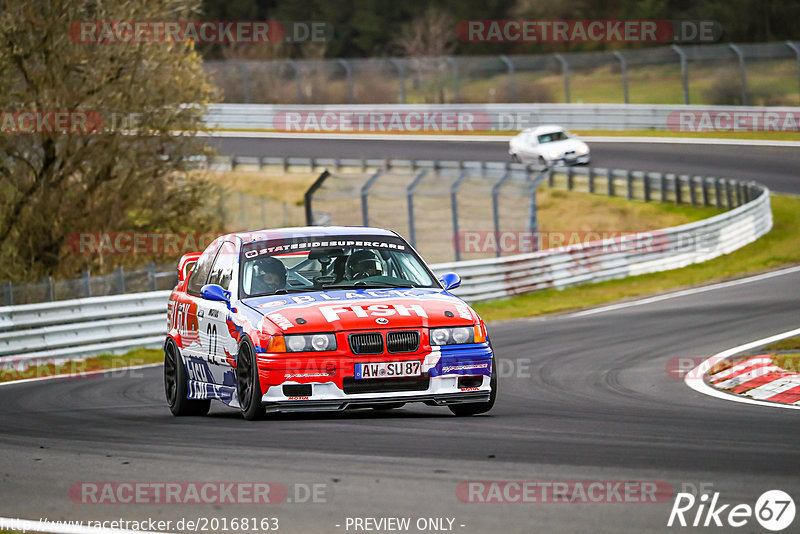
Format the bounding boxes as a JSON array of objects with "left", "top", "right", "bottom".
[
  {"left": 256, "top": 344, "right": 493, "bottom": 413},
  {"left": 551, "top": 154, "right": 590, "bottom": 166}
]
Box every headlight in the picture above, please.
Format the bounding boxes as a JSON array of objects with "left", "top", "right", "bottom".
[
  {"left": 430, "top": 326, "right": 475, "bottom": 346},
  {"left": 548, "top": 150, "right": 561, "bottom": 159},
  {"left": 577, "top": 145, "right": 589, "bottom": 154},
  {"left": 284, "top": 333, "right": 336, "bottom": 352}
]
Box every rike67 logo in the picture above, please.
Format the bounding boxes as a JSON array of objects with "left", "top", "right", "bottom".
[{"left": 668, "top": 489, "right": 795, "bottom": 531}]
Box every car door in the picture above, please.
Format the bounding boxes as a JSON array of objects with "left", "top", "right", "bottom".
[
  {"left": 519, "top": 132, "right": 539, "bottom": 163},
  {"left": 182, "top": 239, "right": 222, "bottom": 378},
  {"left": 201, "top": 240, "right": 239, "bottom": 385}
]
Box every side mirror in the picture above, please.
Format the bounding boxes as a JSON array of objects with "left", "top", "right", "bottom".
[
  {"left": 200, "top": 284, "right": 230, "bottom": 303},
  {"left": 438, "top": 272, "right": 461, "bottom": 291}
]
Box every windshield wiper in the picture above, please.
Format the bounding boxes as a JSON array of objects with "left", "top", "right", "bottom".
[{"left": 320, "top": 281, "right": 420, "bottom": 289}]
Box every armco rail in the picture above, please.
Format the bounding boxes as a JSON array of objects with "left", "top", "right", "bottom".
[
  {"left": 206, "top": 102, "right": 800, "bottom": 132},
  {"left": 0, "top": 166, "right": 771, "bottom": 365}
]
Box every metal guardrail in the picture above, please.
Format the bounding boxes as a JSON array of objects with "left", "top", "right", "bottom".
[
  {"left": 435, "top": 184, "right": 771, "bottom": 301},
  {"left": 0, "top": 162, "right": 772, "bottom": 365},
  {"left": 0, "top": 291, "right": 170, "bottom": 366},
  {"left": 206, "top": 102, "right": 800, "bottom": 131}
]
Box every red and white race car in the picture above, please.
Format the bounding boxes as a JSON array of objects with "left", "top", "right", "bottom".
[{"left": 164, "top": 226, "right": 497, "bottom": 420}]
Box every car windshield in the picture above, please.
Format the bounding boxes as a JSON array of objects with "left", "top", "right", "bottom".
[
  {"left": 239, "top": 234, "right": 439, "bottom": 298},
  {"left": 537, "top": 131, "right": 568, "bottom": 143}
]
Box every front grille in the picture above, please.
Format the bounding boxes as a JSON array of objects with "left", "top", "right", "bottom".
[
  {"left": 386, "top": 331, "right": 420, "bottom": 353},
  {"left": 343, "top": 375, "right": 430, "bottom": 394},
  {"left": 348, "top": 332, "right": 383, "bottom": 355}
]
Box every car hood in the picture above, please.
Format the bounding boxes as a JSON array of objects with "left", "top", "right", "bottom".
[{"left": 241, "top": 287, "right": 479, "bottom": 333}]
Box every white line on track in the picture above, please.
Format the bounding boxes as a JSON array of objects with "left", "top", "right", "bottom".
[
  {"left": 203, "top": 130, "right": 800, "bottom": 147},
  {"left": 0, "top": 516, "right": 174, "bottom": 534},
  {"left": 684, "top": 326, "right": 800, "bottom": 410},
  {"left": 568, "top": 264, "right": 800, "bottom": 318}
]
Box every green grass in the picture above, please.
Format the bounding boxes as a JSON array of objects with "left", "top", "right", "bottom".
[
  {"left": 474, "top": 194, "right": 800, "bottom": 321},
  {"left": 763, "top": 335, "right": 800, "bottom": 352},
  {"left": 0, "top": 348, "right": 162, "bottom": 383},
  {"left": 772, "top": 353, "right": 800, "bottom": 373}
]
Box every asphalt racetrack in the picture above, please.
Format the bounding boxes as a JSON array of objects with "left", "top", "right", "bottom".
[
  {"left": 211, "top": 136, "right": 800, "bottom": 194},
  {"left": 0, "top": 138, "right": 798, "bottom": 533}
]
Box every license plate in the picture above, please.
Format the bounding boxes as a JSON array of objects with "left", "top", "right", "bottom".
[{"left": 354, "top": 361, "right": 421, "bottom": 379}]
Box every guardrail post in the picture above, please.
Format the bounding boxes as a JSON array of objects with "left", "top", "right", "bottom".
[
  {"left": 588, "top": 167, "right": 595, "bottom": 194},
  {"left": 116, "top": 267, "right": 125, "bottom": 294},
  {"left": 627, "top": 170, "right": 634, "bottom": 200},
  {"left": 526, "top": 172, "right": 547, "bottom": 253},
  {"left": 786, "top": 41, "right": 800, "bottom": 101},
  {"left": 338, "top": 59, "right": 355, "bottom": 104},
  {"left": 606, "top": 169, "right": 614, "bottom": 196},
  {"left": 671, "top": 45, "right": 690, "bottom": 105},
  {"left": 567, "top": 167, "right": 574, "bottom": 190},
  {"left": 499, "top": 55, "right": 516, "bottom": 103},
  {"left": 660, "top": 173, "right": 668, "bottom": 202},
  {"left": 451, "top": 170, "right": 470, "bottom": 261},
  {"left": 725, "top": 180, "right": 734, "bottom": 208},
  {"left": 3, "top": 281, "right": 12, "bottom": 305},
  {"left": 286, "top": 59, "right": 304, "bottom": 104},
  {"left": 235, "top": 61, "right": 251, "bottom": 104},
  {"left": 82, "top": 270, "right": 91, "bottom": 297},
  {"left": 554, "top": 54, "right": 570, "bottom": 103},
  {"left": 689, "top": 176, "right": 698, "bottom": 205},
  {"left": 147, "top": 262, "right": 156, "bottom": 291},
  {"left": 715, "top": 178, "right": 724, "bottom": 208},
  {"left": 491, "top": 172, "right": 513, "bottom": 257},
  {"left": 702, "top": 177, "right": 711, "bottom": 206},
  {"left": 728, "top": 44, "right": 749, "bottom": 106},
  {"left": 387, "top": 58, "right": 406, "bottom": 104},
  {"left": 304, "top": 170, "right": 330, "bottom": 225},
  {"left": 361, "top": 169, "right": 384, "bottom": 226},
  {"left": 613, "top": 51, "right": 629, "bottom": 104},
  {"left": 446, "top": 56, "right": 461, "bottom": 103},
  {"left": 46, "top": 276, "right": 55, "bottom": 301},
  {"left": 547, "top": 167, "right": 554, "bottom": 187},
  {"left": 673, "top": 174, "right": 682, "bottom": 204},
  {"left": 406, "top": 170, "right": 429, "bottom": 248},
  {"left": 643, "top": 173, "right": 651, "bottom": 202}
]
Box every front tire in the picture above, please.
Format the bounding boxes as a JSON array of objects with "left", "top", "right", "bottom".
[
  {"left": 164, "top": 339, "right": 210, "bottom": 416},
  {"left": 237, "top": 339, "right": 265, "bottom": 421},
  {"left": 448, "top": 353, "right": 497, "bottom": 417}
]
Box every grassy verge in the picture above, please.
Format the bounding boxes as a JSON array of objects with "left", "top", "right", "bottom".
[
  {"left": 474, "top": 194, "right": 800, "bottom": 321},
  {"left": 0, "top": 348, "right": 162, "bottom": 383}
]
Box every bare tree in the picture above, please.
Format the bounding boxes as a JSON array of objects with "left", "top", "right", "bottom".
[
  {"left": 0, "top": 0, "right": 218, "bottom": 281},
  {"left": 392, "top": 7, "right": 457, "bottom": 103}
]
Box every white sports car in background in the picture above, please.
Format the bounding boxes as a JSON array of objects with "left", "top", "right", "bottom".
[{"left": 509, "top": 125, "right": 590, "bottom": 167}]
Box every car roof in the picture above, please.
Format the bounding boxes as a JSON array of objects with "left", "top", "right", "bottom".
[
  {"left": 521, "top": 125, "right": 567, "bottom": 135},
  {"left": 232, "top": 225, "right": 399, "bottom": 243}
]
